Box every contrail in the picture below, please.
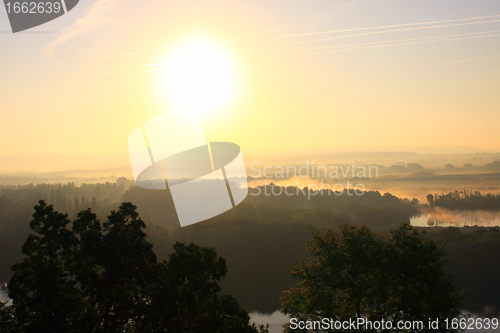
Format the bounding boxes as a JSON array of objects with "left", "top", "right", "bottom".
[
  {"left": 245, "top": 19, "right": 500, "bottom": 52},
  {"left": 248, "top": 14, "right": 500, "bottom": 41},
  {"left": 103, "top": 52, "right": 500, "bottom": 79},
  {"left": 285, "top": 30, "right": 500, "bottom": 53},
  {"left": 311, "top": 32, "right": 500, "bottom": 54},
  {"left": 348, "top": 55, "right": 500, "bottom": 75}
]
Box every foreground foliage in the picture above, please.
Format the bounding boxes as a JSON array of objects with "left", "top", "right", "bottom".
[
  {"left": 1, "top": 201, "right": 267, "bottom": 333},
  {"left": 281, "top": 223, "right": 464, "bottom": 332}
]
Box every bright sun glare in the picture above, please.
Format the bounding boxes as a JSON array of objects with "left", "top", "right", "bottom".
[{"left": 164, "top": 42, "right": 234, "bottom": 115}]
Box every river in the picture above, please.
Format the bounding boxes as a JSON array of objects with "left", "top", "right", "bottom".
[{"left": 249, "top": 310, "right": 500, "bottom": 333}]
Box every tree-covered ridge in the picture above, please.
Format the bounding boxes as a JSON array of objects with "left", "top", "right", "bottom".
[
  {"left": 0, "top": 182, "right": 420, "bottom": 286},
  {"left": 0, "top": 202, "right": 484, "bottom": 333},
  {"left": 426, "top": 190, "right": 500, "bottom": 211},
  {"left": 0, "top": 179, "right": 132, "bottom": 219},
  {"left": 426, "top": 227, "right": 500, "bottom": 314},
  {"left": 1, "top": 201, "right": 268, "bottom": 333},
  {"left": 1, "top": 182, "right": 500, "bottom": 318},
  {"left": 0, "top": 181, "right": 420, "bottom": 228},
  {"left": 122, "top": 184, "right": 420, "bottom": 228}
]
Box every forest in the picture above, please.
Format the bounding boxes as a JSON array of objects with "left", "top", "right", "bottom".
[
  {"left": 0, "top": 181, "right": 499, "bottom": 319},
  {"left": 427, "top": 190, "right": 500, "bottom": 211}
]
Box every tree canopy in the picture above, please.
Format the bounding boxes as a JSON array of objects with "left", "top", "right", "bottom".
[
  {"left": 281, "top": 223, "right": 464, "bottom": 332},
  {"left": 2, "top": 201, "right": 267, "bottom": 333}
]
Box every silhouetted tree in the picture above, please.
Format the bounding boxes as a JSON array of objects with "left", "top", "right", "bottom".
[
  {"left": 0, "top": 301, "right": 20, "bottom": 332},
  {"left": 281, "top": 223, "right": 464, "bottom": 332},
  {"left": 5, "top": 201, "right": 266, "bottom": 333},
  {"left": 426, "top": 194, "right": 434, "bottom": 205},
  {"left": 8, "top": 201, "right": 80, "bottom": 333}
]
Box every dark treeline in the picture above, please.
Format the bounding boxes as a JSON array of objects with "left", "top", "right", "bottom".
[
  {"left": 427, "top": 190, "right": 500, "bottom": 211},
  {"left": 1, "top": 201, "right": 467, "bottom": 333},
  {"left": 0, "top": 182, "right": 420, "bottom": 313},
  {"left": 0, "top": 180, "right": 133, "bottom": 285},
  {"left": 281, "top": 224, "right": 463, "bottom": 333},
  {"left": 145, "top": 217, "right": 500, "bottom": 315},
  {"left": 426, "top": 227, "right": 500, "bottom": 315},
  {"left": 124, "top": 184, "right": 420, "bottom": 229},
  {"left": 1, "top": 182, "right": 500, "bottom": 316},
  {"left": 1, "top": 201, "right": 268, "bottom": 333},
  {"left": 0, "top": 178, "right": 132, "bottom": 219},
  {"left": 118, "top": 183, "right": 422, "bottom": 313},
  {"left": 147, "top": 218, "right": 312, "bottom": 313}
]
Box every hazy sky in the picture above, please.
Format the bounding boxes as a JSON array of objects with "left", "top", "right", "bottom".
[{"left": 1, "top": 0, "right": 500, "bottom": 164}]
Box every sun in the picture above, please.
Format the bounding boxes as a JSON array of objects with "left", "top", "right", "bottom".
[{"left": 163, "top": 41, "right": 234, "bottom": 115}]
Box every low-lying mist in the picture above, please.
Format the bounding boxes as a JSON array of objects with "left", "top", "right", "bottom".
[{"left": 413, "top": 207, "right": 500, "bottom": 227}]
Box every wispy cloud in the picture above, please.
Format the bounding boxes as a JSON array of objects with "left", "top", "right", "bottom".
[{"left": 44, "top": 0, "right": 123, "bottom": 55}]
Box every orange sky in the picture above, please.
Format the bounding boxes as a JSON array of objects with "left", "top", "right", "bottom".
[{"left": 1, "top": 0, "right": 499, "bottom": 172}]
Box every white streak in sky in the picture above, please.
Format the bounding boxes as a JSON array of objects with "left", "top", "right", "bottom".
[
  {"left": 245, "top": 19, "right": 500, "bottom": 52},
  {"left": 248, "top": 14, "right": 500, "bottom": 41}
]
